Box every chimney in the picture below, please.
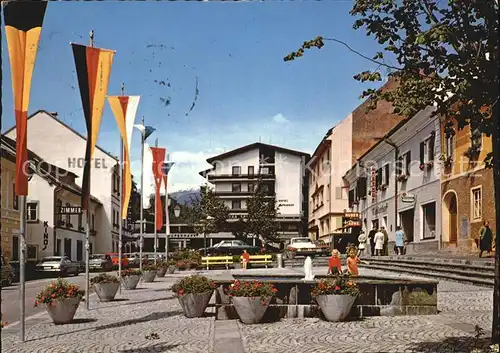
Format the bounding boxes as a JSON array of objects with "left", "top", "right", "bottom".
[{"left": 51, "top": 112, "right": 58, "bottom": 117}]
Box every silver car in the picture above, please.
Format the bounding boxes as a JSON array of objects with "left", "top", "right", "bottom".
[
  {"left": 35, "top": 256, "right": 80, "bottom": 276},
  {"left": 89, "top": 254, "right": 113, "bottom": 272}
]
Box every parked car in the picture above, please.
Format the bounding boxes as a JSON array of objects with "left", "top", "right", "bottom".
[
  {"left": 1, "top": 255, "right": 15, "bottom": 287},
  {"left": 35, "top": 256, "right": 80, "bottom": 277},
  {"left": 125, "top": 253, "right": 140, "bottom": 267},
  {"left": 314, "top": 240, "right": 331, "bottom": 257},
  {"left": 199, "top": 240, "right": 260, "bottom": 256},
  {"left": 107, "top": 253, "right": 129, "bottom": 268},
  {"left": 89, "top": 254, "right": 113, "bottom": 272},
  {"left": 285, "top": 238, "right": 317, "bottom": 258}
]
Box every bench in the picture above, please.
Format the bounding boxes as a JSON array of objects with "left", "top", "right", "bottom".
[
  {"left": 241, "top": 254, "right": 273, "bottom": 268},
  {"left": 202, "top": 256, "right": 233, "bottom": 270}
]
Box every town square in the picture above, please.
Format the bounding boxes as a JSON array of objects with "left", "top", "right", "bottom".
[{"left": 0, "top": 1, "right": 499, "bottom": 352}]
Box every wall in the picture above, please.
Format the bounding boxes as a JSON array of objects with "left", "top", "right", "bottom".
[
  {"left": 209, "top": 148, "right": 259, "bottom": 175},
  {"left": 1, "top": 157, "right": 20, "bottom": 260},
  {"left": 275, "top": 151, "right": 302, "bottom": 216}
]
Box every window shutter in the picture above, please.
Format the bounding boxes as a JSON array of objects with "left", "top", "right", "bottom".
[
  {"left": 358, "top": 177, "right": 367, "bottom": 198},
  {"left": 406, "top": 151, "right": 411, "bottom": 175},
  {"left": 420, "top": 142, "right": 425, "bottom": 165},
  {"left": 376, "top": 169, "right": 382, "bottom": 188},
  {"left": 384, "top": 164, "right": 390, "bottom": 185},
  {"left": 335, "top": 186, "right": 343, "bottom": 200},
  {"left": 429, "top": 134, "right": 435, "bottom": 161}
]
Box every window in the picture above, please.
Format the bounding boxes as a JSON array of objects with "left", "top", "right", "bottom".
[
  {"left": 422, "top": 202, "right": 436, "bottom": 239},
  {"left": 56, "top": 239, "right": 61, "bottom": 256},
  {"left": 77, "top": 240, "right": 83, "bottom": 261},
  {"left": 12, "top": 236, "right": 19, "bottom": 261},
  {"left": 335, "top": 186, "right": 343, "bottom": 200},
  {"left": 57, "top": 200, "right": 63, "bottom": 223},
  {"left": 13, "top": 181, "right": 19, "bottom": 210},
  {"left": 232, "top": 166, "right": 241, "bottom": 175},
  {"left": 27, "top": 202, "right": 39, "bottom": 221},
  {"left": 357, "top": 177, "right": 367, "bottom": 199},
  {"left": 248, "top": 183, "right": 255, "bottom": 193},
  {"left": 78, "top": 212, "right": 83, "bottom": 230},
  {"left": 247, "top": 166, "right": 254, "bottom": 175},
  {"left": 420, "top": 134, "right": 435, "bottom": 164},
  {"left": 91, "top": 213, "right": 95, "bottom": 231},
  {"left": 400, "top": 151, "right": 411, "bottom": 176},
  {"left": 471, "top": 127, "right": 482, "bottom": 151},
  {"left": 348, "top": 189, "right": 355, "bottom": 208},
  {"left": 232, "top": 200, "right": 241, "bottom": 210},
  {"left": 471, "top": 187, "right": 482, "bottom": 221},
  {"left": 445, "top": 135, "right": 455, "bottom": 159},
  {"left": 65, "top": 203, "right": 71, "bottom": 226},
  {"left": 261, "top": 167, "right": 269, "bottom": 175},
  {"left": 232, "top": 183, "right": 241, "bottom": 192}
]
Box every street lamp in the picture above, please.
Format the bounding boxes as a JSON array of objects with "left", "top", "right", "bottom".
[
  {"left": 174, "top": 204, "right": 181, "bottom": 218},
  {"left": 204, "top": 215, "right": 214, "bottom": 256}
]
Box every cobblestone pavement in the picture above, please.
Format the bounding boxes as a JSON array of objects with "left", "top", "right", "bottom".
[{"left": 0, "top": 268, "right": 494, "bottom": 353}]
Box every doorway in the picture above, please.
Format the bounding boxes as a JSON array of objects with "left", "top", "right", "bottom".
[
  {"left": 399, "top": 208, "right": 415, "bottom": 242},
  {"left": 444, "top": 192, "right": 458, "bottom": 244}
]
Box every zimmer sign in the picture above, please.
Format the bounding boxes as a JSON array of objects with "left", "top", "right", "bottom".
[{"left": 58, "top": 206, "right": 83, "bottom": 214}]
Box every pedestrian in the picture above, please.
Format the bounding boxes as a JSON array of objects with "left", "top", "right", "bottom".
[
  {"left": 374, "top": 229, "right": 385, "bottom": 256},
  {"left": 395, "top": 226, "right": 405, "bottom": 256},
  {"left": 327, "top": 249, "right": 342, "bottom": 275},
  {"left": 381, "top": 226, "right": 389, "bottom": 256},
  {"left": 357, "top": 232, "right": 367, "bottom": 258},
  {"left": 368, "top": 228, "right": 376, "bottom": 256},
  {"left": 241, "top": 250, "right": 250, "bottom": 270},
  {"left": 479, "top": 220, "right": 493, "bottom": 258}
]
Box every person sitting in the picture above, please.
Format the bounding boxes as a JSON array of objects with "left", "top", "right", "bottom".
[
  {"left": 241, "top": 250, "right": 250, "bottom": 270},
  {"left": 327, "top": 249, "right": 342, "bottom": 275}
]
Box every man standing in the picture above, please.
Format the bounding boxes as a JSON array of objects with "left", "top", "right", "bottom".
[
  {"left": 368, "top": 228, "right": 377, "bottom": 256},
  {"left": 381, "top": 226, "right": 389, "bottom": 256}
]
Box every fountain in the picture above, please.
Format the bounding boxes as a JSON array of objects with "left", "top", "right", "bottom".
[{"left": 302, "top": 256, "right": 314, "bottom": 280}]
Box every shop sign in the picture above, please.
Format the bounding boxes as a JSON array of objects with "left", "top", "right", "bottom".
[
  {"left": 370, "top": 166, "right": 377, "bottom": 203},
  {"left": 42, "top": 221, "right": 49, "bottom": 250}
]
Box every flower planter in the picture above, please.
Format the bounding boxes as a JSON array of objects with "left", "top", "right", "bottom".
[
  {"left": 178, "top": 291, "right": 213, "bottom": 318},
  {"left": 45, "top": 297, "right": 81, "bottom": 325},
  {"left": 157, "top": 267, "right": 167, "bottom": 277},
  {"left": 167, "top": 265, "right": 176, "bottom": 274},
  {"left": 94, "top": 282, "right": 119, "bottom": 302},
  {"left": 142, "top": 270, "right": 156, "bottom": 283},
  {"left": 121, "top": 275, "right": 141, "bottom": 290},
  {"left": 316, "top": 294, "right": 356, "bottom": 322},
  {"left": 232, "top": 296, "right": 271, "bottom": 324}
]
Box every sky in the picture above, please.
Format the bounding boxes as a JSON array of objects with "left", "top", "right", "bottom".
[{"left": 1, "top": 1, "right": 392, "bottom": 196}]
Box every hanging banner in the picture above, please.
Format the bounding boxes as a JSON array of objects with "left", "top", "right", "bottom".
[
  {"left": 151, "top": 147, "right": 166, "bottom": 231},
  {"left": 3, "top": 1, "right": 48, "bottom": 195},
  {"left": 108, "top": 95, "right": 140, "bottom": 219},
  {"left": 72, "top": 43, "right": 115, "bottom": 209}
]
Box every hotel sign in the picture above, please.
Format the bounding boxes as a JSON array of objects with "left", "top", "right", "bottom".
[{"left": 343, "top": 211, "right": 361, "bottom": 228}]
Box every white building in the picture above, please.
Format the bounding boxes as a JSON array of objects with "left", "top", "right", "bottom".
[
  {"left": 343, "top": 106, "right": 441, "bottom": 253},
  {"left": 1, "top": 135, "right": 100, "bottom": 261},
  {"left": 5, "top": 110, "right": 128, "bottom": 254},
  {"left": 201, "top": 142, "right": 310, "bottom": 241}
]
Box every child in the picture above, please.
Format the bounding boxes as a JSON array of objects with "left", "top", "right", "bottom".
[
  {"left": 347, "top": 248, "right": 360, "bottom": 276},
  {"left": 241, "top": 250, "right": 250, "bottom": 270},
  {"left": 327, "top": 249, "right": 342, "bottom": 275}
]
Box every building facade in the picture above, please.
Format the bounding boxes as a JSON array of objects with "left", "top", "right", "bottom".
[
  {"left": 5, "top": 110, "right": 129, "bottom": 254},
  {"left": 343, "top": 106, "right": 442, "bottom": 253},
  {"left": 440, "top": 116, "right": 495, "bottom": 251},
  {"left": 1, "top": 142, "right": 20, "bottom": 260},
  {"left": 308, "top": 78, "right": 406, "bottom": 243},
  {"left": 201, "top": 142, "right": 310, "bottom": 241}
]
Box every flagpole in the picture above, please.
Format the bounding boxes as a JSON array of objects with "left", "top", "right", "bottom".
[
  {"left": 84, "top": 29, "right": 94, "bottom": 311},
  {"left": 139, "top": 116, "right": 145, "bottom": 272},
  {"left": 165, "top": 178, "right": 170, "bottom": 260},
  {"left": 118, "top": 82, "right": 125, "bottom": 294},
  {"left": 19, "top": 195, "right": 26, "bottom": 341},
  {"left": 154, "top": 138, "right": 158, "bottom": 265}
]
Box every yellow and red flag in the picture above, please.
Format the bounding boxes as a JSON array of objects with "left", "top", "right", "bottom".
[
  {"left": 107, "top": 95, "right": 140, "bottom": 219},
  {"left": 72, "top": 43, "right": 115, "bottom": 209},
  {"left": 151, "top": 147, "right": 166, "bottom": 231},
  {"left": 3, "top": 1, "right": 48, "bottom": 195}
]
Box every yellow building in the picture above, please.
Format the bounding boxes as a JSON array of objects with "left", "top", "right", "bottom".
[{"left": 1, "top": 145, "right": 20, "bottom": 260}]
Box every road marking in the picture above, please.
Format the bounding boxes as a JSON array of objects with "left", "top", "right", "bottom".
[{"left": 6, "top": 292, "right": 98, "bottom": 328}]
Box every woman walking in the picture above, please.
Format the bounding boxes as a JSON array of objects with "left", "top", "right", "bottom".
[
  {"left": 374, "top": 229, "right": 385, "bottom": 256},
  {"left": 479, "top": 220, "right": 493, "bottom": 258},
  {"left": 357, "top": 232, "right": 367, "bottom": 257}
]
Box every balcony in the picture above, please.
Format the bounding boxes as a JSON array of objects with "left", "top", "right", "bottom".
[
  {"left": 207, "top": 173, "right": 275, "bottom": 181},
  {"left": 213, "top": 191, "right": 275, "bottom": 198}
]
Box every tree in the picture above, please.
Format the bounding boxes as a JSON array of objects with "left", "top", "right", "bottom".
[
  {"left": 246, "top": 178, "right": 281, "bottom": 247},
  {"left": 284, "top": 0, "right": 499, "bottom": 343}
]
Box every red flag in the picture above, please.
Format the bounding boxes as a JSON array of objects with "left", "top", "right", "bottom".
[{"left": 151, "top": 147, "right": 166, "bottom": 231}]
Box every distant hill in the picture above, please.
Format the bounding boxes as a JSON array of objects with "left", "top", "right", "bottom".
[{"left": 169, "top": 189, "right": 201, "bottom": 205}]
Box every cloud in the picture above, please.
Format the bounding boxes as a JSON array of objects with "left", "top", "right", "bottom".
[{"left": 272, "top": 113, "right": 289, "bottom": 124}]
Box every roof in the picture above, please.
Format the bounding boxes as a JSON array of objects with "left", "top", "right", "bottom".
[
  {"left": 1, "top": 135, "right": 101, "bottom": 205},
  {"left": 3, "top": 110, "right": 118, "bottom": 161},
  {"left": 206, "top": 142, "right": 310, "bottom": 164}
]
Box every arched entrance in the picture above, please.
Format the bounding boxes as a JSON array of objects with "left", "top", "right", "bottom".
[{"left": 442, "top": 191, "right": 458, "bottom": 245}]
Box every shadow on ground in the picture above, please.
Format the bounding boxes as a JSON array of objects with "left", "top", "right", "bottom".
[
  {"left": 118, "top": 343, "right": 180, "bottom": 353},
  {"left": 93, "top": 310, "right": 184, "bottom": 331},
  {"left": 407, "top": 336, "right": 492, "bottom": 353}
]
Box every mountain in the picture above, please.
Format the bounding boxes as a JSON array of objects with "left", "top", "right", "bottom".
[{"left": 169, "top": 188, "right": 201, "bottom": 205}]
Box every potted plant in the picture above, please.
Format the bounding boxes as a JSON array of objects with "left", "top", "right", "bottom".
[
  {"left": 157, "top": 261, "right": 168, "bottom": 277},
  {"left": 34, "top": 278, "right": 83, "bottom": 324},
  {"left": 311, "top": 275, "right": 360, "bottom": 322},
  {"left": 142, "top": 264, "right": 157, "bottom": 283},
  {"left": 397, "top": 174, "right": 409, "bottom": 182},
  {"left": 91, "top": 273, "right": 119, "bottom": 302},
  {"left": 226, "top": 280, "right": 278, "bottom": 324},
  {"left": 120, "top": 269, "right": 142, "bottom": 290},
  {"left": 167, "top": 259, "right": 177, "bottom": 274},
  {"left": 172, "top": 275, "right": 216, "bottom": 318}
]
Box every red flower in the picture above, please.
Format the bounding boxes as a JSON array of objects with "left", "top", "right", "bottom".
[{"left": 335, "top": 286, "right": 341, "bottom": 291}]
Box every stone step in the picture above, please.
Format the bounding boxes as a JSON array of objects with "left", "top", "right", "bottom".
[
  {"left": 359, "top": 263, "right": 494, "bottom": 287},
  {"left": 369, "top": 255, "right": 494, "bottom": 268}
]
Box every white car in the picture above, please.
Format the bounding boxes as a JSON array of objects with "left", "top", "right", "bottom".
[{"left": 285, "top": 238, "right": 317, "bottom": 258}]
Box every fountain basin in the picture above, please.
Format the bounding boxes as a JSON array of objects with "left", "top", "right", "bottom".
[{"left": 213, "top": 274, "right": 438, "bottom": 321}]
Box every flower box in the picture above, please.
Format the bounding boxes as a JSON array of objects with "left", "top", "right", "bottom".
[
  {"left": 311, "top": 275, "right": 360, "bottom": 322},
  {"left": 226, "top": 280, "right": 277, "bottom": 324},
  {"left": 172, "top": 275, "right": 216, "bottom": 318},
  {"left": 34, "top": 278, "right": 83, "bottom": 324}
]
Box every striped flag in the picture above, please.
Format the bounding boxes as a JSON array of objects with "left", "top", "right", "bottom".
[{"left": 151, "top": 147, "right": 166, "bottom": 231}]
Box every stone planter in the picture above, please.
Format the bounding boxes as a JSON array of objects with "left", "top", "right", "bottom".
[
  {"left": 316, "top": 294, "right": 356, "bottom": 322},
  {"left": 94, "top": 282, "right": 119, "bottom": 302},
  {"left": 167, "top": 265, "right": 176, "bottom": 274},
  {"left": 178, "top": 291, "right": 213, "bottom": 318},
  {"left": 157, "top": 267, "right": 167, "bottom": 277},
  {"left": 142, "top": 270, "right": 156, "bottom": 283},
  {"left": 121, "top": 275, "right": 141, "bottom": 290},
  {"left": 45, "top": 296, "right": 81, "bottom": 325},
  {"left": 232, "top": 296, "right": 271, "bottom": 324}
]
